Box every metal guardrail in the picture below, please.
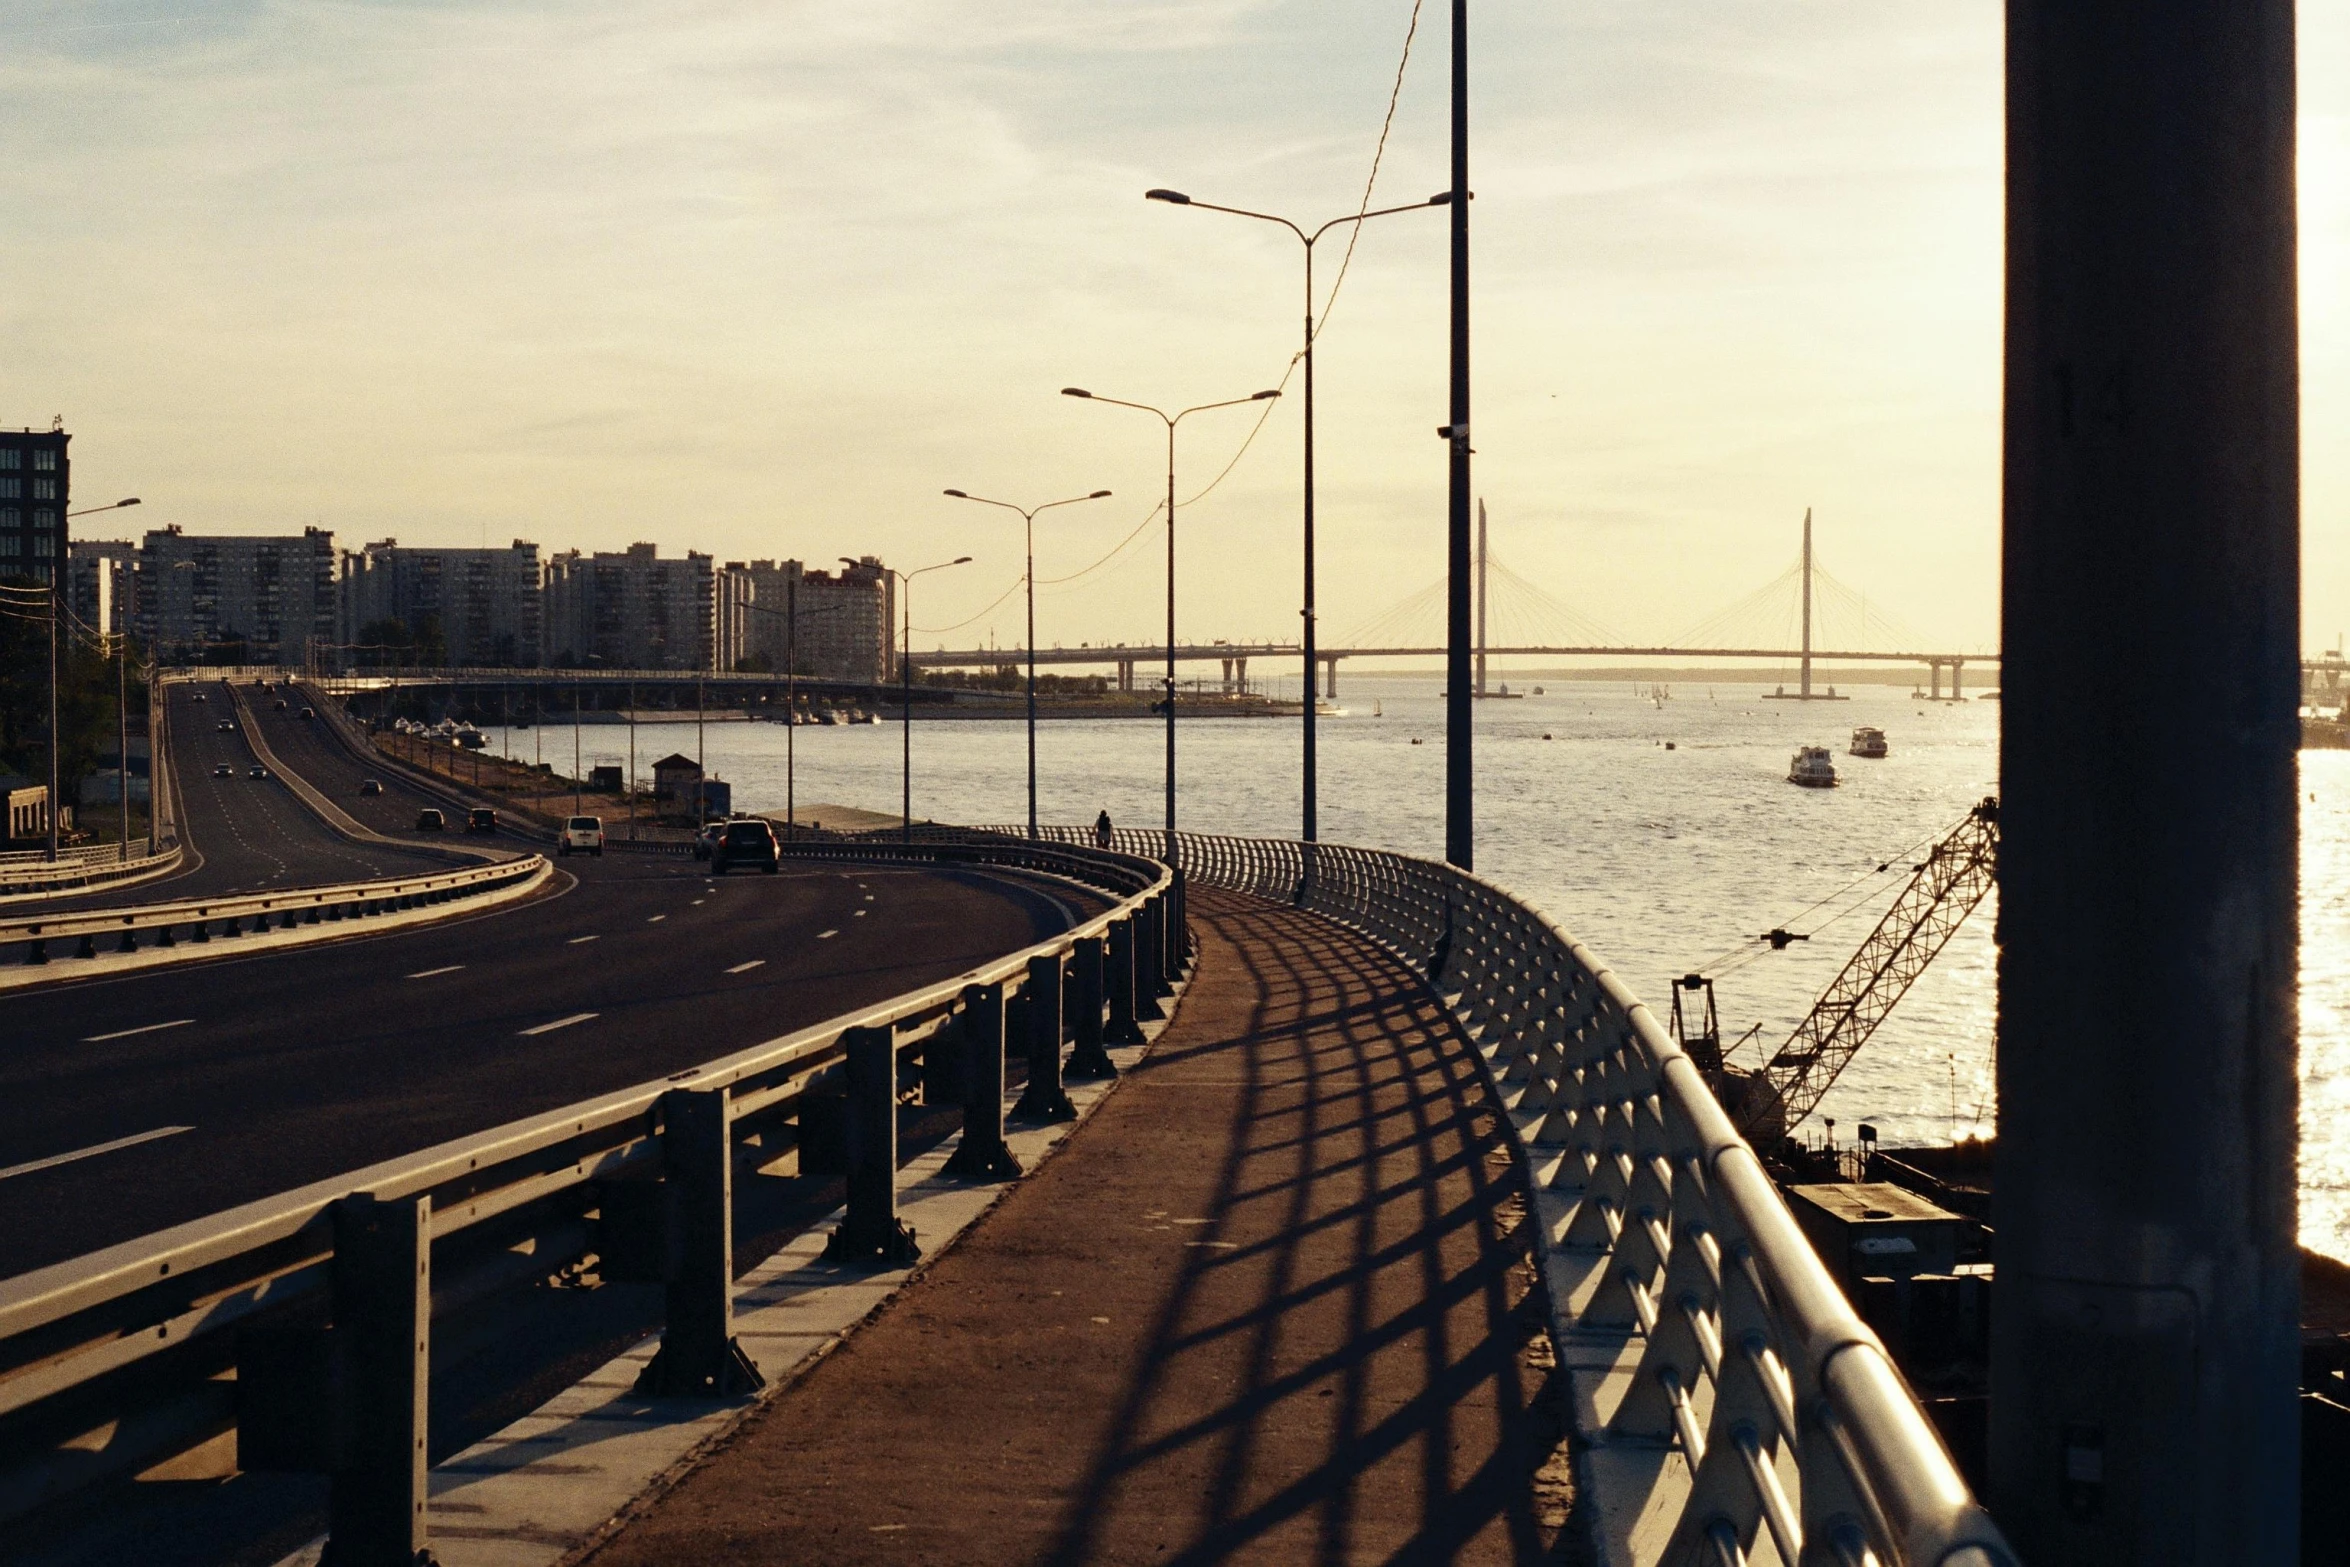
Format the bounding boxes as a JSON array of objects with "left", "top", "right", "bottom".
[
  {"left": 995, "top": 824, "right": 2014, "bottom": 1567},
  {"left": 0, "top": 856, "right": 547, "bottom": 964},
  {"left": 0, "top": 845, "right": 182, "bottom": 900},
  {"left": 0, "top": 835, "right": 1185, "bottom": 1559}
]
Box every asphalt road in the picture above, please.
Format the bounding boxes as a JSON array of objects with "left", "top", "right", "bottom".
[
  {"left": 0, "top": 847, "right": 1096, "bottom": 1278},
  {"left": 14, "top": 679, "right": 461, "bottom": 917}
]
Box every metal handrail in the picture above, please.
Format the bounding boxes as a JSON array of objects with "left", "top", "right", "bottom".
[
  {"left": 0, "top": 834, "right": 1175, "bottom": 1544},
  {"left": 987, "top": 824, "right": 2014, "bottom": 1567},
  {"left": 1, "top": 856, "right": 546, "bottom": 957}
]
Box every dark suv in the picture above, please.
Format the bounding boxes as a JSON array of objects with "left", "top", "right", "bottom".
[{"left": 710, "top": 818, "right": 779, "bottom": 875}]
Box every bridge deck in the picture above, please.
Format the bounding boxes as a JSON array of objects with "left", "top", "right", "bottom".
[{"left": 585, "top": 886, "right": 1582, "bottom": 1566}]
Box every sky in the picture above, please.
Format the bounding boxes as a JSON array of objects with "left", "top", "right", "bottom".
[{"left": 3, "top": 0, "right": 2344, "bottom": 658}]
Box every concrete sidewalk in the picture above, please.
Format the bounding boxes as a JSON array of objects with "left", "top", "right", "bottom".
[{"left": 585, "top": 887, "right": 1582, "bottom": 1566}]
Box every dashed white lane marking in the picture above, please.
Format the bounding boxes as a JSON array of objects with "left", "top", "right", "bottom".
[
  {"left": 725, "top": 960, "right": 766, "bottom": 975},
  {"left": 519, "top": 1012, "right": 598, "bottom": 1036},
  {"left": 567, "top": 934, "right": 599, "bottom": 945},
  {"left": 647, "top": 914, "right": 667, "bottom": 923},
  {"left": 816, "top": 929, "right": 838, "bottom": 940},
  {"left": 406, "top": 965, "right": 465, "bottom": 979},
  {"left": 691, "top": 900, "right": 705, "bottom": 907},
  {"left": 853, "top": 909, "right": 867, "bottom": 918},
  {"left": 0, "top": 1126, "right": 195, "bottom": 1183},
  {"left": 83, "top": 1019, "right": 194, "bottom": 1044}
]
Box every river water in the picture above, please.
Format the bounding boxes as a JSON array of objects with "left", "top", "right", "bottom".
[{"left": 492, "top": 675, "right": 2350, "bottom": 1261}]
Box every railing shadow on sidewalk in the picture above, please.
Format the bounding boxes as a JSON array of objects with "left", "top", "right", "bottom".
[{"left": 1038, "top": 892, "right": 1580, "bottom": 1567}]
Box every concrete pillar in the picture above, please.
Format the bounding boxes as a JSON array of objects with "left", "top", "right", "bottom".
[
  {"left": 322, "top": 1193, "right": 431, "bottom": 1567},
  {"left": 1219, "top": 656, "right": 1233, "bottom": 692},
  {"left": 1012, "top": 952, "right": 1075, "bottom": 1122},
  {"left": 824, "top": 1026, "right": 923, "bottom": 1262},
  {"left": 942, "top": 984, "right": 1022, "bottom": 1180},
  {"left": 1994, "top": 1, "right": 2300, "bottom": 1559},
  {"left": 1105, "top": 919, "right": 1144, "bottom": 1045},
  {"left": 1952, "top": 658, "right": 1965, "bottom": 701},
  {"left": 1931, "top": 659, "right": 1943, "bottom": 701},
  {"left": 1066, "top": 934, "right": 1116, "bottom": 1079},
  {"left": 1235, "top": 655, "right": 1248, "bottom": 694},
  {"left": 639, "top": 1088, "right": 763, "bottom": 1396}
]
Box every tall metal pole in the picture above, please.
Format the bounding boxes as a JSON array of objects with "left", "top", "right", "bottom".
[
  {"left": 786, "top": 574, "right": 797, "bottom": 831},
  {"left": 1026, "top": 511, "right": 1038, "bottom": 840},
  {"left": 115, "top": 631, "right": 128, "bottom": 863},
  {"left": 46, "top": 583, "right": 60, "bottom": 862},
  {"left": 144, "top": 656, "right": 159, "bottom": 857},
  {"left": 1800, "top": 507, "right": 1813, "bottom": 700},
  {"left": 1993, "top": 1, "right": 2300, "bottom": 1559},
  {"left": 628, "top": 680, "right": 637, "bottom": 840},
  {"left": 901, "top": 577, "right": 913, "bottom": 843},
  {"left": 1442, "top": 0, "right": 1473, "bottom": 871},
  {"left": 1302, "top": 244, "right": 1318, "bottom": 844},
  {"left": 1164, "top": 420, "right": 1178, "bottom": 866},
  {"left": 572, "top": 684, "right": 581, "bottom": 815}
]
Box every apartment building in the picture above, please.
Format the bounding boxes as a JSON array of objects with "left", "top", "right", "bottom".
[
  {"left": 542, "top": 542, "right": 714, "bottom": 670},
  {"left": 344, "top": 539, "right": 542, "bottom": 666},
  {"left": 134, "top": 526, "right": 340, "bottom": 664}
]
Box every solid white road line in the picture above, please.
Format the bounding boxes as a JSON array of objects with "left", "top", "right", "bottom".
[
  {"left": 567, "top": 934, "right": 599, "bottom": 945},
  {"left": 0, "top": 1125, "right": 195, "bottom": 1183},
  {"left": 406, "top": 965, "right": 465, "bottom": 980},
  {"left": 82, "top": 1019, "right": 194, "bottom": 1044},
  {"left": 519, "top": 1012, "right": 598, "bottom": 1036},
  {"left": 725, "top": 960, "right": 766, "bottom": 975}
]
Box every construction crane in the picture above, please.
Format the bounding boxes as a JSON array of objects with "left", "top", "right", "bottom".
[{"left": 1699, "top": 796, "right": 2000, "bottom": 1143}]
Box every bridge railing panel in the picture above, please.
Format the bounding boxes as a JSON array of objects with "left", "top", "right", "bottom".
[{"left": 976, "top": 825, "right": 2014, "bottom": 1567}]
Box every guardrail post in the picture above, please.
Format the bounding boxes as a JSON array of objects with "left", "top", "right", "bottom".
[
  {"left": 1106, "top": 919, "right": 1144, "bottom": 1045},
  {"left": 824, "top": 1026, "right": 921, "bottom": 1264},
  {"left": 1171, "top": 868, "right": 1192, "bottom": 974},
  {"left": 1066, "top": 935, "right": 1116, "bottom": 1079},
  {"left": 1135, "top": 895, "right": 1167, "bottom": 1020},
  {"left": 944, "top": 983, "right": 1023, "bottom": 1180},
  {"left": 323, "top": 1192, "right": 433, "bottom": 1567},
  {"left": 1012, "top": 952, "right": 1075, "bottom": 1122},
  {"left": 637, "top": 1088, "right": 764, "bottom": 1397}
]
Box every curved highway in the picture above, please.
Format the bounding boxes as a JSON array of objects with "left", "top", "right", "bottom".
[
  {"left": 0, "top": 685, "right": 1103, "bottom": 1278},
  {"left": 17, "top": 678, "right": 465, "bottom": 916}
]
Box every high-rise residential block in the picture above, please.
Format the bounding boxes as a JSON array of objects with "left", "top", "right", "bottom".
[
  {"left": 344, "top": 539, "right": 542, "bottom": 666},
  {"left": 135, "top": 526, "right": 339, "bottom": 665},
  {"left": 715, "top": 557, "right": 892, "bottom": 683},
  {"left": 0, "top": 427, "right": 70, "bottom": 585},
  {"left": 542, "top": 542, "right": 713, "bottom": 670}
]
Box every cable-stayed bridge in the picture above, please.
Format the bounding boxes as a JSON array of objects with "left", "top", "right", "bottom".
[{"left": 913, "top": 509, "right": 1998, "bottom": 699}]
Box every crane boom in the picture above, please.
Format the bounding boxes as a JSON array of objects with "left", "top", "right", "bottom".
[{"left": 1736, "top": 796, "right": 1999, "bottom": 1139}]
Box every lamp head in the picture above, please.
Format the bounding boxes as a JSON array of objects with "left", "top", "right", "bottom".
[
  {"left": 1060, "top": 387, "right": 1091, "bottom": 399},
  {"left": 943, "top": 489, "right": 967, "bottom": 498},
  {"left": 840, "top": 557, "right": 858, "bottom": 568},
  {"left": 1428, "top": 192, "right": 1452, "bottom": 206},
  {"left": 1252, "top": 389, "right": 1281, "bottom": 400},
  {"left": 1144, "top": 188, "right": 1191, "bottom": 205},
  {"left": 1088, "top": 490, "right": 1112, "bottom": 498},
  {"left": 119, "top": 497, "right": 141, "bottom": 507},
  {"left": 953, "top": 555, "right": 973, "bottom": 565}
]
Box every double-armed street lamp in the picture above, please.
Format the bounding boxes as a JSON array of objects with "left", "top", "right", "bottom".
[
  {"left": 1060, "top": 387, "right": 1280, "bottom": 863},
  {"left": 1144, "top": 188, "right": 1450, "bottom": 848},
  {"left": 853, "top": 555, "right": 972, "bottom": 843},
  {"left": 941, "top": 487, "right": 1114, "bottom": 839},
  {"left": 37, "top": 496, "right": 141, "bottom": 862}
]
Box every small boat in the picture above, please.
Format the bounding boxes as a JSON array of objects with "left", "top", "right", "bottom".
[
  {"left": 1788, "top": 746, "right": 1839, "bottom": 788},
  {"left": 1849, "top": 726, "right": 1889, "bottom": 759}
]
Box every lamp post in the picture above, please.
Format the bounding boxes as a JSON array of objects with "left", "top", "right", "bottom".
[
  {"left": 942, "top": 487, "right": 1113, "bottom": 838},
  {"left": 863, "top": 556, "right": 972, "bottom": 842},
  {"left": 1061, "top": 388, "right": 1277, "bottom": 864},
  {"left": 47, "top": 497, "right": 141, "bottom": 862},
  {"left": 1144, "top": 189, "right": 1446, "bottom": 848},
  {"left": 729, "top": 586, "right": 849, "bottom": 833}
]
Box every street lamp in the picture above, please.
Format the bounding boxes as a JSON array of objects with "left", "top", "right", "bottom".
[
  {"left": 1061, "top": 386, "right": 1280, "bottom": 865},
  {"left": 1145, "top": 190, "right": 1448, "bottom": 848},
  {"left": 855, "top": 555, "right": 972, "bottom": 842},
  {"left": 41, "top": 497, "right": 141, "bottom": 861},
  {"left": 942, "top": 487, "right": 1113, "bottom": 838},
  {"left": 728, "top": 588, "right": 851, "bottom": 833}
]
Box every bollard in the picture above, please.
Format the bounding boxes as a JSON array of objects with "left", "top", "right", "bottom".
[
  {"left": 1012, "top": 952, "right": 1075, "bottom": 1122},
  {"left": 117, "top": 929, "right": 137, "bottom": 953},
  {"left": 1135, "top": 894, "right": 1167, "bottom": 1020},
  {"left": 193, "top": 919, "right": 211, "bottom": 943},
  {"left": 942, "top": 984, "right": 1023, "bottom": 1180},
  {"left": 76, "top": 935, "right": 96, "bottom": 959},
  {"left": 1106, "top": 919, "right": 1144, "bottom": 1045},
  {"left": 157, "top": 922, "right": 176, "bottom": 946},
  {"left": 823, "top": 1026, "right": 920, "bottom": 1264},
  {"left": 321, "top": 1192, "right": 434, "bottom": 1567},
  {"left": 1066, "top": 935, "right": 1116, "bottom": 1080},
  {"left": 637, "top": 1088, "right": 764, "bottom": 1397},
  {"left": 23, "top": 938, "right": 46, "bottom": 965}
]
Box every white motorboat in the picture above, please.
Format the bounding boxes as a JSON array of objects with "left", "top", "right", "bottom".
[
  {"left": 1849, "top": 726, "right": 1889, "bottom": 759},
  {"left": 1788, "top": 746, "right": 1839, "bottom": 788}
]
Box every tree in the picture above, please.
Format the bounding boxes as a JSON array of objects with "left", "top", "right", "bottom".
[{"left": 0, "top": 573, "right": 145, "bottom": 813}]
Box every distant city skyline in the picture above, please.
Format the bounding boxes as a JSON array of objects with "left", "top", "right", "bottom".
[{"left": 6, "top": 1, "right": 2344, "bottom": 654}]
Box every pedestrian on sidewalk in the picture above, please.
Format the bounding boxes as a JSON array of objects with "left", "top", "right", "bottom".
[{"left": 1094, "top": 808, "right": 1113, "bottom": 849}]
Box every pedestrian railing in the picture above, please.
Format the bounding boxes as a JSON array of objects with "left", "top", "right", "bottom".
[
  {"left": 0, "top": 843, "right": 183, "bottom": 901},
  {"left": 0, "top": 836, "right": 1185, "bottom": 1562},
  {"left": 991, "top": 824, "right": 2014, "bottom": 1567},
  {"left": 0, "top": 856, "right": 547, "bottom": 966}
]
